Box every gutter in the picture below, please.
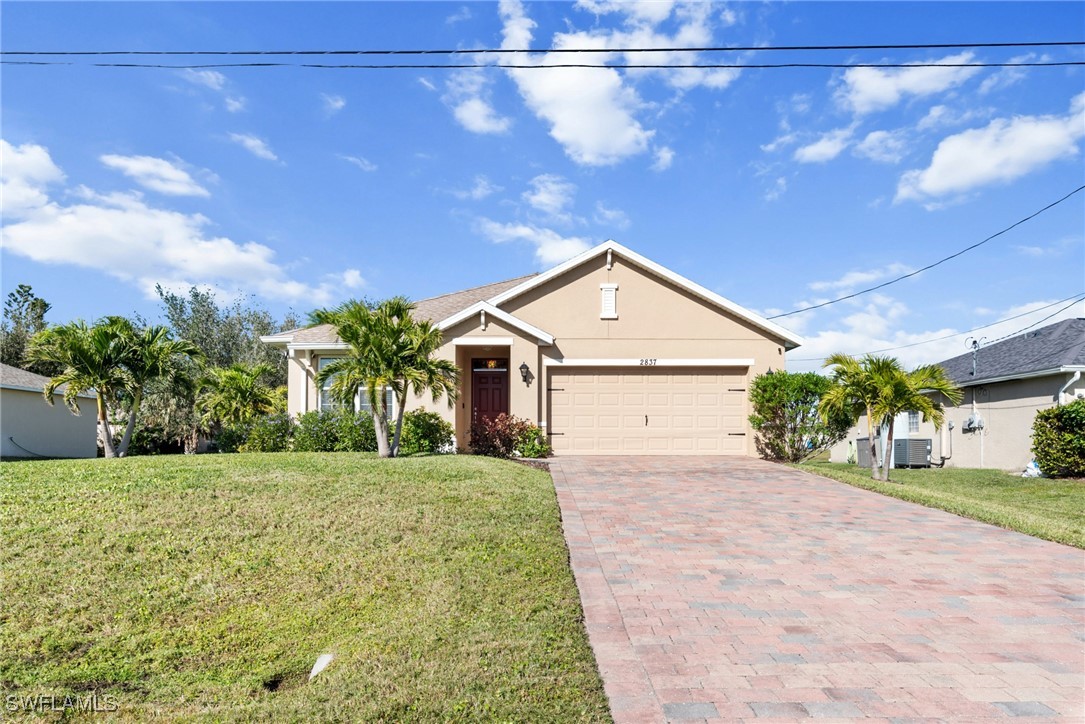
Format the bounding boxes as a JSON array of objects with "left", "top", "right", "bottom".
[
  {"left": 953, "top": 365, "right": 1085, "bottom": 388},
  {"left": 1057, "top": 370, "right": 1081, "bottom": 405}
]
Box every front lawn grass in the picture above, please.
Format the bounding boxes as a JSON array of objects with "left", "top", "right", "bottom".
[
  {"left": 796, "top": 461, "right": 1084, "bottom": 549},
  {"left": 0, "top": 454, "right": 610, "bottom": 721}
]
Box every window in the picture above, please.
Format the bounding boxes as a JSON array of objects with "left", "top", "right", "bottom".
[
  {"left": 357, "top": 387, "right": 395, "bottom": 421},
  {"left": 318, "top": 356, "right": 345, "bottom": 411},
  {"left": 908, "top": 411, "right": 919, "bottom": 434},
  {"left": 600, "top": 283, "right": 618, "bottom": 319}
]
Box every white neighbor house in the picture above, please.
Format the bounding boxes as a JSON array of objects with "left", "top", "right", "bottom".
[{"left": 1, "top": 363, "right": 98, "bottom": 459}]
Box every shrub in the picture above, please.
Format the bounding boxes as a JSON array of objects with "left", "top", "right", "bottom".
[
  {"left": 399, "top": 410, "right": 455, "bottom": 455},
  {"left": 241, "top": 413, "right": 294, "bottom": 452},
  {"left": 1032, "top": 398, "right": 1085, "bottom": 478},
  {"left": 469, "top": 414, "right": 550, "bottom": 459},
  {"left": 335, "top": 411, "right": 378, "bottom": 453},
  {"left": 293, "top": 410, "right": 341, "bottom": 453},
  {"left": 749, "top": 370, "right": 852, "bottom": 463},
  {"left": 215, "top": 423, "right": 249, "bottom": 453}
]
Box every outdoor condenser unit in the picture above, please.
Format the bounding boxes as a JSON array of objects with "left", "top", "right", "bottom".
[{"left": 893, "top": 438, "right": 932, "bottom": 468}]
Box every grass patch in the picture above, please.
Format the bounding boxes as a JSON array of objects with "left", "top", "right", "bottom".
[
  {"left": 0, "top": 453, "right": 610, "bottom": 721},
  {"left": 796, "top": 461, "right": 1085, "bottom": 549}
]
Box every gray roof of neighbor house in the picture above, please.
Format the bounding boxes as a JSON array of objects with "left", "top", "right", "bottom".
[
  {"left": 0, "top": 362, "right": 96, "bottom": 398},
  {"left": 266, "top": 274, "right": 538, "bottom": 347},
  {"left": 936, "top": 318, "right": 1085, "bottom": 385}
]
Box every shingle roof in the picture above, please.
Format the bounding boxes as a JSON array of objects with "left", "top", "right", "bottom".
[
  {"left": 936, "top": 318, "right": 1085, "bottom": 385},
  {"left": 268, "top": 274, "right": 538, "bottom": 347},
  {"left": 0, "top": 362, "right": 94, "bottom": 398}
]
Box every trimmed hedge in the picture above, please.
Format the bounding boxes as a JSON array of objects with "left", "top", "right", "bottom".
[{"left": 1032, "top": 398, "right": 1085, "bottom": 478}]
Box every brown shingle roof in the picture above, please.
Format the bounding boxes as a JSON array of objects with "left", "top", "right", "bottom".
[{"left": 269, "top": 274, "right": 538, "bottom": 346}]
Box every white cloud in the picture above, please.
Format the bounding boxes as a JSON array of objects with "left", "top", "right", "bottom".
[
  {"left": 224, "top": 96, "right": 247, "bottom": 113},
  {"left": 576, "top": 0, "right": 677, "bottom": 25},
  {"left": 523, "top": 174, "right": 576, "bottom": 220},
  {"left": 340, "top": 154, "right": 377, "bottom": 172},
  {"left": 446, "top": 5, "right": 472, "bottom": 24},
  {"left": 763, "top": 176, "right": 787, "bottom": 202},
  {"left": 179, "top": 69, "right": 226, "bottom": 91},
  {"left": 808, "top": 263, "right": 913, "bottom": 293},
  {"left": 979, "top": 53, "right": 1042, "bottom": 95},
  {"left": 418, "top": 77, "right": 437, "bottom": 92},
  {"left": 854, "top": 129, "right": 909, "bottom": 164},
  {"left": 499, "top": 0, "right": 652, "bottom": 166},
  {"left": 0, "top": 142, "right": 342, "bottom": 305},
  {"left": 0, "top": 140, "right": 66, "bottom": 217},
  {"left": 651, "top": 146, "right": 675, "bottom": 171},
  {"left": 897, "top": 93, "right": 1085, "bottom": 203},
  {"left": 794, "top": 127, "right": 854, "bottom": 164},
  {"left": 443, "top": 69, "right": 512, "bottom": 135},
  {"left": 594, "top": 201, "right": 630, "bottom": 230},
  {"left": 761, "top": 131, "right": 798, "bottom": 154},
  {"left": 916, "top": 104, "right": 988, "bottom": 132},
  {"left": 321, "top": 93, "right": 346, "bottom": 114},
  {"left": 340, "top": 269, "right": 365, "bottom": 289},
  {"left": 228, "top": 133, "right": 280, "bottom": 162},
  {"left": 836, "top": 52, "right": 981, "bottom": 115},
  {"left": 476, "top": 217, "right": 591, "bottom": 266},
  {"left": 100, "top": 154, "right": 210, "bottom": 197},
  {"left": 451, "top": 175, "right": 500, "bottom": 200}
]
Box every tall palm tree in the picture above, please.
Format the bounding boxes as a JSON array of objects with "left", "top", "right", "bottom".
[
  {"left": 27, "top": 321, "right": 132, "bottom": 458},
  {"left": 820, "top": 353, "right": 903, "bottom": 480},
  {"left": 871, "top": 363, "right": 962, "bottom": 481},
  {"left": 313, "top": 297, "right": 459, "bottom": 458},
  {"left": 197, "top": 363, "right": 278, "bottom": 429},
  {"left": 107, "top": 317, "right": 203, "bottom": 457}
]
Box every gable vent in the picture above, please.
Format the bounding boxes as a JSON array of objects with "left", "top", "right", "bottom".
[{"left": 600, "top": 283, "right": 618, "bottom": 319}]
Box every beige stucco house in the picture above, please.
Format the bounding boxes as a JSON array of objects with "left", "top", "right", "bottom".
[
  {"left": 263, "top": 241, "right": 803, "bottom": 456},
  {"left": 0, "top": 363, "right": 98, "bottom": 459},
  {"left": 829, "top": 317, "right": 1085, "bottom": 471}
]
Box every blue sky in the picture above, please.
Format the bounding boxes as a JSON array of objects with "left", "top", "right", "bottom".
[{"left": 2, "top": 1, "right": 1082, "bottom": 371}]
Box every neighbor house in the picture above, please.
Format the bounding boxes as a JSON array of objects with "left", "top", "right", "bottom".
[
  {"left": 829, "top": 317, "right": 1085, "bottom": 471},
  {"left": 262, "top": 241, "right": 802, "bottom": 456},
  {"left": 0, "top": 362, "right": 98, "bottom": 459}
]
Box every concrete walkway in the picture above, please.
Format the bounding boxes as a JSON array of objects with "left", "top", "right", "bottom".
[{"left": 550, "top": 457, "right": 1084, "bottom": 722}]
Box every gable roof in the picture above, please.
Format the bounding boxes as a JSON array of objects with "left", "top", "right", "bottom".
[
  {"left": 260, "top": 274, "right": 537, "bottom": 349},
  {"left": 936, "top": 318, "right": 1085, "bottom": 385},
  {"left": 0, "top": 362, "right": 95, "bottom": 398},
  {"left": 437, "top": 301, "right": 554, "bottom": 345},
  {"left": 486, "top": 240, "right": 804, "bottom": 349}
]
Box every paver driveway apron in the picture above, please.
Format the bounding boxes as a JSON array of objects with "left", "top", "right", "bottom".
[{"left": 550, "top": 456, "right": 1084, "bottom": 722}]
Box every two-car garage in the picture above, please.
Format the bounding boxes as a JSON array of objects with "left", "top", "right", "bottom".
[{"left": 546, "top": 364, "right": 750, "bottom": 455}]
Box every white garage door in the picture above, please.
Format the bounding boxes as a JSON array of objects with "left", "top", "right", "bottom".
[{"left": 547, "top": 367, "right": 748, "bottom": 455}]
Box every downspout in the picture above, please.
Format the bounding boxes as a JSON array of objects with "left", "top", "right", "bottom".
[
  {"left": 933, "top": 421, "right": 953, "bottom": 468},
  {"left": 1057, "top": 371, "right": 1081, "bottom": 405}
]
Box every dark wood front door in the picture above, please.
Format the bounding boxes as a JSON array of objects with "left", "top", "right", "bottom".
[{"left": 472, "top": 359, "right": 509, "bottom": 422}]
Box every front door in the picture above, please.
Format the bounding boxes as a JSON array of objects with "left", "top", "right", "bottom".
[{"left": 472, "top": 359, "right": 509, "bottom": 422}]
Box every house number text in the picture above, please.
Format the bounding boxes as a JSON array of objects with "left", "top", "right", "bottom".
[{"left": 639, "top": 358, "right": 658, "bottom": 366}]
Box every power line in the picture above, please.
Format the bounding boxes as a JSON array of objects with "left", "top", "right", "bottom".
[
  {"left": 4, "top": 40, "right": 1083, "bottom": 56},
  {"left": 790, "top": 293, "right": 1085, "bottom": 362},
  {"left": 985, "top": 296, "right": 1085, "bottom": 345},
  {"left": 768, "top": 185, "right": 1085, "bottom": 320},
  {"left": 4, "top": 60, "right": 1083, "bottom": 71}
]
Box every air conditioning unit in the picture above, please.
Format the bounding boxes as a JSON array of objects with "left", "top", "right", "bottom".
[{"left": 894, "top": 438, "right": 932, "bottom": 468}]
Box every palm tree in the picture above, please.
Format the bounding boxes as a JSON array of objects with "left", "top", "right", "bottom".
[
  {"left": 197, "top": 363, "right": 278, "bottom": 429},
  {"left": 821, "top": 353, "right": 963, "bottom": 481},
  {"left": 107, "top": 317, "right": 203, "bottom": 457},
  {"left": 313, "top": 297, "right": 459, "bottom": 458},
  {"left": 871, "top": 363, "right": 962, "bottom": 481},
  {"left": 27, "top": 321, "right": 132, "bottom": 458}
]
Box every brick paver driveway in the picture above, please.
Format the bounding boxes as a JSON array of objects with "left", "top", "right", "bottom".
[{"left": 550, "top": 457, "right": 1084, "bottom": 722}]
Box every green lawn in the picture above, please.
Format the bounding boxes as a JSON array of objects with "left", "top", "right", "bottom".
[
  {"left": 0, "top": 454, "right": 610, "bottom": 722},
  {"left": 796, "top": 461, "right": 1085, "bottom": 549}
]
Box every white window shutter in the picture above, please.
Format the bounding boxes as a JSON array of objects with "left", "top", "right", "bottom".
[{"left": 600, "top": 284, "right": 618, "bottom": 319}]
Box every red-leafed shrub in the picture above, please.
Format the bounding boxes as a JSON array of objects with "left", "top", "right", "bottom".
[{"left": 469, "top": 413, "right": 550, "bottom": 459}]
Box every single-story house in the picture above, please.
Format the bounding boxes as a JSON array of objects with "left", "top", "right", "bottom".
[
  {"left": 263, "top": 240, "right": 803, "bottom": 456},
  {"left": 829, "top": 317, "right": 1085, "bottom": 471},
  {"left": 0, "top": 362, "right": 98, "bottom": 459}
]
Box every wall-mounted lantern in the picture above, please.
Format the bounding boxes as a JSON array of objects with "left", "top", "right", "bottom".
[{"left": 519, "top": 362, "right": 530, "bottom": 383}]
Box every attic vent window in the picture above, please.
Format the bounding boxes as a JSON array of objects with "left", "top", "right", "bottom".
[{"left": 600, "top": 283, "right": 618, "bottom": 319}]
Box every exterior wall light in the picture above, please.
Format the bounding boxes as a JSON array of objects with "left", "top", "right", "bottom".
[{"left": 519, "top": 362, "right": 530, "bottom": 383}]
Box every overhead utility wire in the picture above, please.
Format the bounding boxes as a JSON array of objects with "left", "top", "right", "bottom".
[
  {"left": 790, "top": 292, "right": 1085, "bottom": 362},
  {"left": 984, "top": 296, "right": 1085, "bottom": 345},
  {"left": 767, "top": 185, "right": 1085, "bottom": 320},
  {"left": 5, "top": 60, "right": 1082, "bottom": 70},
  {"left": 4, "top": 40, "right": 1083, "bottom": 56}
]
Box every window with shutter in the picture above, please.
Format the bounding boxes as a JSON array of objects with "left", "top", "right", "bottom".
[{"left": 600, "top": 283, "right": 618, "bottom": 319}]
